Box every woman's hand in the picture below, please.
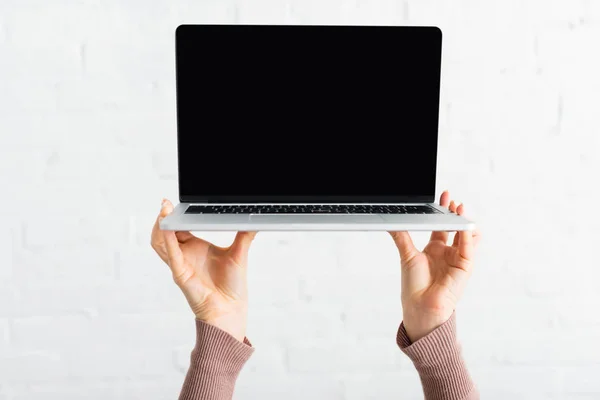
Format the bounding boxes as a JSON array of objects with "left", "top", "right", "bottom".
[
  {"left": 389, "top": 191, "right": 481, "bottom": 342},
  {"left": 151, "top": 199, "right": 257, "bottom": 342}
]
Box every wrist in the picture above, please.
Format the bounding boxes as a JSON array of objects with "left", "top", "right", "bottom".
[
  {"left": 402, "top": 308, "right": 453, "bottom": 343},
  {"left": 196, "top": 313, "right": 247, "bottom": 343}
]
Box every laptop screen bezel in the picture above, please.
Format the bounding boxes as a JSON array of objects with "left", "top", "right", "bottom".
[
  {"left": 175, "top": 24, "right": 441, "bottom": 205},
  {"left": 179, "top": 195, "right": 436, "bottom": 204}
]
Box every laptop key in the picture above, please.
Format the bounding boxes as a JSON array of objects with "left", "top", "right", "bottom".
[{"left": 185, "top": 205, "right": 441, "bottom": 214}]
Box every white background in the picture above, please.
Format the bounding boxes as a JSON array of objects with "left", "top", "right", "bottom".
[{"left": 1, "top": 0, "right": 600, "bottom": 399}]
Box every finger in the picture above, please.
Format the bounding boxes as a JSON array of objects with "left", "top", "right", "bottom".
[
  {"left": 448, "top": 203, "right": 474, "bottom": 271},
  {"left": 452, "top": 203, "right": 480, "bottom": 249},
  {"left": 451, "top": 203, "right": 465, "bottom": 247},
  {"left": 456, "top": 229, "right": 481, "bottom": 248},
  {"left": 158, "top": 199, "right": 194, "bottom": 241},
  {"left": 457, "top": 202, "right": 474, "bottom": 262},
  {"left": 151, "top": 198, "right": 176, "bottom": 262},
  {"left": 156, "top": 199, "right": 194, "bottom": 243},
  {"left": 389, "top": 231, "right": 418, "bottom": 263},
  {"left": 152, "top": 199, "right": 186, "bottom": 280},
  {"left": 439, "top": 190, "right": 451, "bottom": 208},
  {"left": 155, "top": 199, "right": 187, "bottom": 278},
  {"left": 430, "top": 190, "right": 451, "bottom": 243},
  {"left": 229, "top": 231, "right": 258, "bottom": 265},
  {"left": 175, "top": 231, "right": 195, "bottom": 242},
  {"left": 449, "top": 200, "right": 459, "bottom": 213}
]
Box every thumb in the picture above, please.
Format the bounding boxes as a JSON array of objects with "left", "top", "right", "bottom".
[
  {"left": 159, "top": 199, "right": 186, "bottom": 278},
  {"left": 389, "top": 231, "right": 417, "bottom": 263},
  {"left": 163, "top": 230, "right": 184, "bottom": 269},
  {"left": 229, "top": 231, "right": 258, "bottom": 265}
]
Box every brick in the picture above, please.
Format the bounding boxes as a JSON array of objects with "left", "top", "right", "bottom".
[
  {"left": 288, "top": 232, "right": 343, "bottom": 272},
  {"left": 458, "top": 297, "right": 561, "bottom": 341},
  {"left": 92, "top": 313, "right": 195, "bottom": 348},
  {"left": 151, "top": 151, "right": 177, "bottom": 181},
  {"left": 0, "top": 319, "right": 8, "bottom": 353},
  {"left": 42, "top": 148, "right": 154, "bottom": 183},
  {"left": 0, "top": 111, "right": 176, "bottom": 151},
  {"left": 0, "top": 43, "right": 81, "bottom": 81},
  {"left": 587, "top": 0, "right": 600, "bottom": 22},
  {"left": 10, "top": 379, "right": 183, "bottom": 400},
  {"left": 537, "top": 26, "right": 600, "bottom": 90},
  {"left": 471, "top": 366, "right": 561, "bottom": 397},
  {"left": 14, "top": 282, "right": 186, "bottom": 317},
  {"left": 298, "top": 271, "right": 401, "bottom": 309},
  {"left": 236, "top": 372, "right": 345, "bottom": 400},
  {"left": 286, "top": 337, "right": 407, "bottom": 373},
  {"left": 524, "top": 0, "right": 587, "bottom": 27},
  {"left": 0, "top": 148, "right": 53, "bottom": 189},
  {"left": 83, "top": 37, "right": 173, "bottom": 80},
  {"left": 0, "top": 221, "right": 15, "bottom": 281},
  {"left": 11, "top": 385, "right": 117, "bottom": 400},
  {"left": 21, "top": 215, "right": 129, "bottom": 250},
  {"left": 0, "top": 78, "right": 56, "bottom": 115},
  {"left": 173, "top": 0, "right": 236, "bottom": 23},
  {"left": 559, "top": 366, "right": 600, "bottom": 395},
  {"left": 561, "top": 86, "right": 600, "bottom": 138},
  {"left": 341, "top": 307, "right": 403, "bottom": 341},
  {"left": 5, "top": 178, "right": 158, "bottom": 224},
  {"left": 343, "top": 371, "right": 423, "bottom": 400},
  {"left": 247, "top": 274, "right": 301, "bottom": 308},
  {"left": 63, "top": 345, "right": 177, "bottom": 379},
  {"left": 286, "top": 0, "right": 348, "bottom": 25},
  {"left": 52, "top": 76, "right": 163, "bottom": 113},
  {"left": 13, "top": 246, "right": 115, "bottom": 283},
  {"left": 470, "top": 330, "right": 600, "bottom": 366},
  {"left": 115, "top": 243, "right": 173, "bottom": 281},
  {"left": 555, "top": 295, "right": 600, "bottom": 329},
  {"left": 10, "top": 313, "right": 193, "bottom": 351},
  {"left": 0, "top": 351, "right": 68, "bottom": 383},
  {"left": 11, "top": 315, "right": 93, "bottom": 351},
  {"left": 0, "top": 286, "right": 17, "bottom": 318},
  {"left": 243, "top": 343, "right": 287, "bottom": 375},
  {"left": 0, "top": 2, "right": 100, "bottom": 45},
  {"left": 248, "top": 303, "right": 346, "bottom": 341},
  {"left": 236, "top": 0, "right": 290, "bottom": 22},
  {"left": 339, "top": 0, "right": 406, "bottom": 25}
]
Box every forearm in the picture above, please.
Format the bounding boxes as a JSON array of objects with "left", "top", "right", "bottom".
[
  {"left": 179, "top": 320, "right": 254, "bottom": 400},
  {"left": 397, "top": 312, "right": 478, "bottom": 400}
]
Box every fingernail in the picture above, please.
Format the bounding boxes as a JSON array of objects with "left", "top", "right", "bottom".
[{"left": 161, "top": 199, "right": 167, "bottom": 208}]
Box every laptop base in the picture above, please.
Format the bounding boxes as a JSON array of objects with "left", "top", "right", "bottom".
[{"left": 160, "top": 203, "right": 475, "bottom": 231}]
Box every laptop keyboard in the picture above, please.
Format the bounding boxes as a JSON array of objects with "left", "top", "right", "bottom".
[{"left": 184, "top": 205, "right": 441, "bottom": 214}]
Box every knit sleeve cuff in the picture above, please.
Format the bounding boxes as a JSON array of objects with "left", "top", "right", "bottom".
[
  {"left": 191, "top": 320, "right": 254, "bottom": 372},
  {"left": 397, "top": 312, "right": 478, "bottom": 400},
  {"left": 178, "top": 321, "right": 254, "bottom": 400},
  {"left": 397, "top": 312, "right": 459, "bottom": 360}
]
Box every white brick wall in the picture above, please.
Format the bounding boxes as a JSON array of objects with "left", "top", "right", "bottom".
[{"left": 1, "top": 0, "right": 599, "bottom": 398}]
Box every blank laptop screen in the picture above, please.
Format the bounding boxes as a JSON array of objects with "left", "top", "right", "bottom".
[{"left": 175, "top": 25, "right": 442, "bottom": 203}]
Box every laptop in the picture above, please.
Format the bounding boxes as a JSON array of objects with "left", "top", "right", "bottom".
[{"left": 160, "top": 24, "right": 475, "bottom": 231}]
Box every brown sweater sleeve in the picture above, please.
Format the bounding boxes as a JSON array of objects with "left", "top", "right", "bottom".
[
  {"left": 179, "top": 320, "right": 254, "bottom": 400},
  {"left": 397, "top": 312, "right": 479, "bottom": 400}
]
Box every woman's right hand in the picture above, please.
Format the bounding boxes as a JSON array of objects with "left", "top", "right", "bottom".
[
  {"left": 150, "top": 199, "right": 257, "bottom": 342},
  {"left": 389, "top": 191, "right": 481, "bottom": 342}
]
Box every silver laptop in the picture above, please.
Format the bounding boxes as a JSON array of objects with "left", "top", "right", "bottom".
[{"left": 160, "top": 24, "right": 474, "bottom": 232}]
